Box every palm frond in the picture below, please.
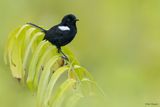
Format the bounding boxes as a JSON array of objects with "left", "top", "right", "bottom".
[{"left": 4, "top": 24, "right": 103, "bottom": 107}]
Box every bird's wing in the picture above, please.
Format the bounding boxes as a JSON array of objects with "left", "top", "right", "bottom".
[
  {"left": 46, "top": 25, "right": 70, "bottom": 39},
  {"left": 58, "top": 26, "right": 70, "bottom": 31}
]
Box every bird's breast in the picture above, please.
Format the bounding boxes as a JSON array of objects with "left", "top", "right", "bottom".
[{"left": 60, "top": 29, "right": 77, "bottom": 46}]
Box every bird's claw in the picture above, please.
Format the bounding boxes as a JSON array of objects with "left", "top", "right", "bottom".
[{"left": 61, "top": 55, "right": 69, "bottom": 61}]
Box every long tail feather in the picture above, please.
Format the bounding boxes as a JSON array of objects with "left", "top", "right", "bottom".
[{"left": 27, "top": 23, "right": 47, "bottom": 33}]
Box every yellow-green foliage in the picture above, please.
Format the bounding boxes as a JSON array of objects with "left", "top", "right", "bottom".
[{"left": 4, "top": 24, "right": 101, "bottom": 107}]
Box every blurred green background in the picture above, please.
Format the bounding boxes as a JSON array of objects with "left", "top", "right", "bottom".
[{"left": 1, "top": 0, "right": 160, "bottom": 107}]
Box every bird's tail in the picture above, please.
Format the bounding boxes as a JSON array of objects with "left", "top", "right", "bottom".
[{"left": 26, "top": 22, "right": 47, "bottom": 33}]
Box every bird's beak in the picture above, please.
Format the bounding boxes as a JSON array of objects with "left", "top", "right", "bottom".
[{"left": 75, "top": 19, "right": 79, "bottom": 21}]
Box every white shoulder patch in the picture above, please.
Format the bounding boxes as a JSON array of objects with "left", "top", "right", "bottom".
[{"left": 58, "top": 26, "right": 70, "bottom": 31}]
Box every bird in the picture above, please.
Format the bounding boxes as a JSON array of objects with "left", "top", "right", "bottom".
[{"left": 27, "top": 14, "right": 79, "bottom": 60}]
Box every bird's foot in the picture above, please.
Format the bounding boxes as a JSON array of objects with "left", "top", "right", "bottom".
[
  {"left": 58, "top": 48, "right": 69, "bottom": 64},
  {"left": 61, "top": 56, "right": 69, "bottom": 65},
  {"left": 61, "top": 55, "right": 69, "bottom": 62}
]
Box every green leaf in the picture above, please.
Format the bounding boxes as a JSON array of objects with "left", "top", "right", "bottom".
[
  {"left": 4, "top": 28, "right": 18, "bottom": 65},
  {"left": 74, "top": 65, "right": 94, "bottom": 80},
  {"left": 33, "top": 45, "right": 57, "bottom": 90},
  {"left": 49, "top": 79, "right": 76, "bottom": 107},
  {"left": 65, "top": 92, "right": 83, "bottom": 107},
  {"left": 44, "top": 66, "right": 70, "bottom": 106},
  {"left": 23, "top": 32, "right": 44, "bottom": 79},
  {"left": 37, "top": 56, "right": 59, "bottom": 107},
  {"left": 5, "top": 25, "right": 30, "bottom": 79},
  {"left": 10, "top": 41, "right": 22, "bottom": 79},
  {"left": 62, "top": 47, "right": 80, "bottom": 65},
  {"left": 80, "top": 78, "right": 105, "bottom": 97},
  {"left": 27, "top": 40, "right": 49, "bottom": 90},
  {"left": 22, "top": 27, "right": 36, "bottom": 59}
]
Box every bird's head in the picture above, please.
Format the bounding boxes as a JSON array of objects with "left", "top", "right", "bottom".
[{"left": 61, "top": 14, "right": 79, "bottom": 26}]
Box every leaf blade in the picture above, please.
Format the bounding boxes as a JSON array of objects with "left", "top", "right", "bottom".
[{"left": 37, "top": 56, "right": 59, "bottom": 107}]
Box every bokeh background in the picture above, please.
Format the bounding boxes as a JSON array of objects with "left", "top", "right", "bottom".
[{"left": 1, "top": 0, "right": 160, "bottom": 107}]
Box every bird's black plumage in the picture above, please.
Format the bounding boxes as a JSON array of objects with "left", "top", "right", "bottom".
[{"left": 27, "top": 14, "right": 79, "bottom": 60}]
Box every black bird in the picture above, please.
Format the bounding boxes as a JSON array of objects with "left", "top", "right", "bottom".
[{"left": 27, "top": 14, "right": 79, "bottom": 60}]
